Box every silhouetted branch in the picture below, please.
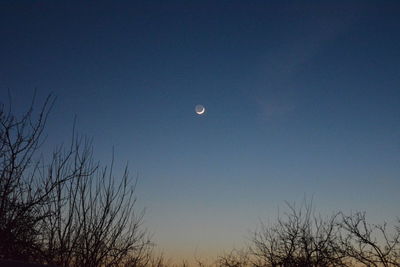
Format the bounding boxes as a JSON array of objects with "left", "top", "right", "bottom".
[{"left": 338, "top": 212, "right": 400, "bottom": 267}]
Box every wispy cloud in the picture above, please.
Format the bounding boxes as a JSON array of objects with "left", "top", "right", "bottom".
[{"left": 256, "top": 98, "right": 296, "bottom": 121}]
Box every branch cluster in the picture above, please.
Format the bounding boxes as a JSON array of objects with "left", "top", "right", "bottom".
[{"left": 0, "top": 96, "right": 151, "bottom": 266}]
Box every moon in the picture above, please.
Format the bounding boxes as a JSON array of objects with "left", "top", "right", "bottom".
[{"left": 195, "top": 104, "right": 205, "bottom": 115}]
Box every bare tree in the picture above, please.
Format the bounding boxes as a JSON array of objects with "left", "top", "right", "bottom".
[
  {"left": 38, "top": 136, "right": 151, "bottom": 267},
  {"left": 0, "top": 94, "right": 151, "bottom": 266},
  {"left": 250, "top": 201, "right": 347, "bottom": 267},
  {"left": 338, "top": 212, "right": 400, "bottom": 267}
]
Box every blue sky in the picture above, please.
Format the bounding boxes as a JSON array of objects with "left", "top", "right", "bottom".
[{"left": 1, "top": 0, "right": 400, "bottom": 261}]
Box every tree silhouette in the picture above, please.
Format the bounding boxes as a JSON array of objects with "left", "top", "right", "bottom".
[
  {"left": 250, "top": 201, "right": 347, "bottom": 267},
  {"left": 0, "top": 95, "right": 151, "bottom": 266}
]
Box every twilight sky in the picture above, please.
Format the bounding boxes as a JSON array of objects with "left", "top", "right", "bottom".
[{"left": 1, "top": 0, "right": 400, "bottom": 262}]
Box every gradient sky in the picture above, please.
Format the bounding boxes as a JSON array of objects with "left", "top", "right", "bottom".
[{"left": 1, "top": 1, "right": 400, "bottom": 262}]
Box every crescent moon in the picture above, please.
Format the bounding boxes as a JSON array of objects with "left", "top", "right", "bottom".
[{"left": 197, "top": 107, "right": 205, "bottom": 115}]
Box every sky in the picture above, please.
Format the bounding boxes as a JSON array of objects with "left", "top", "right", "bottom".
[{"left": 1, "top": 0, "right": 400, "bottom": 262}]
